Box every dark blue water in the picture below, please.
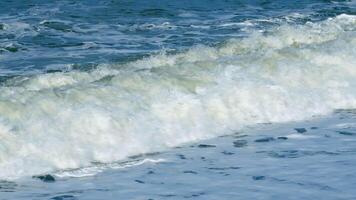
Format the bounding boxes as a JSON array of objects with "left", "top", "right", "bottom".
[{"left": 1, "top": 0, "right": 355, "bottom": 75}]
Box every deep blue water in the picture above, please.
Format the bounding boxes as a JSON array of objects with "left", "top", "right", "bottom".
[
  {"left": 1, "top": 0, "right": 356, "bottom": 199},
  {"left": 1, "top": 0, "right": 355, "bottom": 75}
]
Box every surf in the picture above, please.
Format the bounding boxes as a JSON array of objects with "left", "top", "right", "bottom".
[{"left": 0, "top": 14, "right": 355, "bottom": 179}]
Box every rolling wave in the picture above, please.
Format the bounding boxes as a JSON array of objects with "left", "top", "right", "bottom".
[{"left": 0, "top": 14, "right": 355, "bottom": 179}]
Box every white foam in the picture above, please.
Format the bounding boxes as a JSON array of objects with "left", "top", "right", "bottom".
[
  {"left": 120, "top": 22, "right": 177, "bottom": 31},
  {"left": 0, "top": 14, "right": 356, "bottom": 179},
  {"left": 287, "top": 134, "right": 318, "bottom": 140},
  {"left": 334, "top": 123, "right": 356, "bottom": 128},
  {"left": 54, "top": 158, "right": 165, "bottom": 178}
]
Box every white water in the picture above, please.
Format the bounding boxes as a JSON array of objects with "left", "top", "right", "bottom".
[{"left": 0, "top": 14, "right": 355, "bottom": 179}]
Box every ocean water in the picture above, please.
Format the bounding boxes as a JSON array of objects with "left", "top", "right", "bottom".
[{"left": 0, "top": 0, "right": 356, "bottom": 199}]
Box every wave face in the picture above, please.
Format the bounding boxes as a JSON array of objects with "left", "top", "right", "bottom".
[{"left": 0, "top": 14, "right": 356, "bottom": 179}]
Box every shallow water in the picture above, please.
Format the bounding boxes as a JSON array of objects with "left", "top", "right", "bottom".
[
  {"left": 1, "top": 110, "right": 356, "bottom": 199},
  {"left": 1, "top": 0, "right": 356, "bottom": 199}
]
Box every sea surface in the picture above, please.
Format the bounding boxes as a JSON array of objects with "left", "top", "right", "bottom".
[{"left": 0, "top": 0, "right": 356, "bottom": 199}]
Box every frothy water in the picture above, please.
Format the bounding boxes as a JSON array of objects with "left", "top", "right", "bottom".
[
  {"left": 0, "top": 0, "right": 354, "bottom": 75},
  {"left": 0, "top": 14, "right": 356, "bottom": 179},
  {"left": 2, "top": 110, "right": 356, "bottom": 199}
]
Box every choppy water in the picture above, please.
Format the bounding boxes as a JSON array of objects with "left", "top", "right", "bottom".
[
  {"left": 1, "top": 0, "right": 355, "bottom": 75},
  {"left": 1, "top": 0, "right": 356, "bottom": 199}
]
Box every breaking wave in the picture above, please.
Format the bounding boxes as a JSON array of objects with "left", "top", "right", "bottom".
[{"left": 0, "top": 14, "right": 356, "bottom": 179}]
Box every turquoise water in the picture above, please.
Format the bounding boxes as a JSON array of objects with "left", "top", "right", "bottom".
[{"left": 1, "top": 0, "right": 356, "bottom": 199}]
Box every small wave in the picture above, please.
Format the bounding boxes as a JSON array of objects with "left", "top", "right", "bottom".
[
  {"left": 54, "top": 158, "right": 165, "bottom": 178},
  {"left": 117, "top": 22, "right": 177, "bottom": 32}
]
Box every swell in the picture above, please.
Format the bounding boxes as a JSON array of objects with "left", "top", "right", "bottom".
[{"left": 0, "top": 14, "right": 356, "bottom": 179}]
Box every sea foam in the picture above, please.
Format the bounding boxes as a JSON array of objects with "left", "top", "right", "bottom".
[{"left": 0, "top": 14, "right": 355, "bottom": 179}]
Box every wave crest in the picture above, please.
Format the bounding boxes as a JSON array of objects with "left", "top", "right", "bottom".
[{"left": 0, "top": 14, "right": 356, "bottom": 179}]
